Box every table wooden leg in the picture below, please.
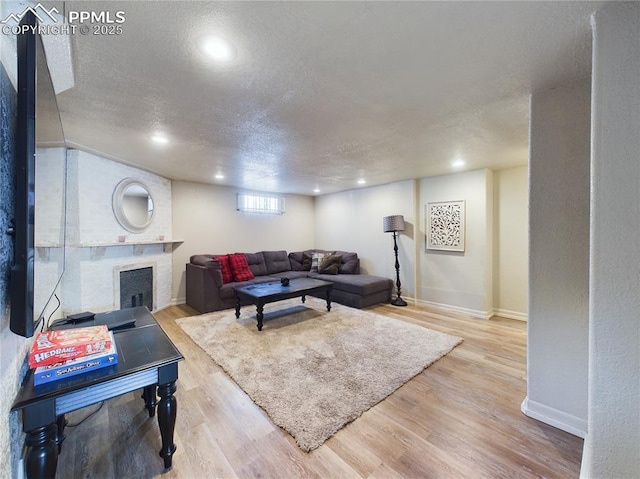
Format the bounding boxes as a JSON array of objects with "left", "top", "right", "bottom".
[
  {"left": 235, "top": 295, "right": 241, "bottom": 318},
  {"left": 157, "top": 381, "right": 177, "bottom": 469},
  {"left": 24, "top": 423, "right": 58, "bottom": 479},
  {"left": 256, "top": 302, "right": 264, "bottom": 331},
  {"left": 326, "top": 288, "right": 332, "bottom": 312},
  {"left": 54, "top": 415, "right": 66, "bottom": 453},
  {"left": 143, "top": 385, "right": 157, "bottom": 418}
]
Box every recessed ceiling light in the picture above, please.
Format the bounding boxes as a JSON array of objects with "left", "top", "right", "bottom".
[
  {"left": 199, "top": 36, "right": 236, "bottom": 62},
  {"left": 151, "top": 133, "right": 169, "bottom": 144},
  {"left": 452, "top": 158, "right": 466, "bottom": 169},
  {"left": 357, "top": 179, "right": 366, "bottom": 185},
  {"left": 313, "top": 188, "right": 320, "bottom": 194},
  {"left": 215, "top": 173, "right": 225, "bottom": 180}
]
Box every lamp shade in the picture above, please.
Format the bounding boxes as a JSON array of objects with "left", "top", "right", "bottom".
[{"left": 383, "top": 215, "right": 405, "bottom": 233}]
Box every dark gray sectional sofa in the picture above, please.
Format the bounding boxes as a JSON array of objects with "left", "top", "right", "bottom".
[{"left": 186, "top": 249, "right": 393, "bottom": 313}]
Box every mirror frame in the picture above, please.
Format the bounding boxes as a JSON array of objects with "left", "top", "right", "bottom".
[{"left": 112, "top": 178, "right": 155, "bottom": 233}]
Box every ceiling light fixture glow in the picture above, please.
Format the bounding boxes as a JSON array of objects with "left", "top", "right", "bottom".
[
  {"left": 451, "top": 158, "right": 466, "bottom": 169},
  {"left": 357, "top": 179, "right": 366, "bottom": 185},
  {"left": 199, "top": 36, "right": 236, "bottom": 62},
  {"left": 151, "top": 133, "right": 169, "bottom": 144},
  {"left": 215, "top": 173, "right": 225, "bottom": 180},
  {"left": 313, "top": 188, "right": 320, "bottom": 194}
]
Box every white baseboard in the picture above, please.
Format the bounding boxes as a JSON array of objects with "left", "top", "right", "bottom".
[
  {"left": 411, "top": 298, "right": 494, "bottom": 320},
  {"left": 152, "top": 297, "right": 185, "bottom": 313},
  {"left": 405, "top": 298, "right": 527, "bottom": 322},
  {"left": 170, "top": 296, "right": 185, "bottom": 307},
  {"left": 521, "top": 397, "right": 587, "bottom": 438},
  {"left": 493, "top": 308, "right": 528, "bottom": 321}
]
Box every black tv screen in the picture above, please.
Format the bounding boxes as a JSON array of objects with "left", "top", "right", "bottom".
[{"left": 10, "top": 11, "right": 67, "bottom": 337}]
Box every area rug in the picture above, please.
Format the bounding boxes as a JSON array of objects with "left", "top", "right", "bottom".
[{"left": 176, "top": 297, "right": 463, "bottom": 451}]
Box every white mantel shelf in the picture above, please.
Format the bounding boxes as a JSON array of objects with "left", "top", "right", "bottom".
[
  {"left": 65, "top": 239, "right": 184, "bottom": 259},
  {"left": 68, "top": 239, "right": 184, "bottom": 248}
]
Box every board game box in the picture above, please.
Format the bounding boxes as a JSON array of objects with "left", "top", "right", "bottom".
[
  {"left": 33, "top": 334, "right": 118, "bottom": 386},
  {"left": 28, "top": 325, "right": 112, "bottom": 369}
]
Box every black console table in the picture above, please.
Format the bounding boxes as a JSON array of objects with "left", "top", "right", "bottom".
[{"left": 11, "top": 306, "right": 184, "bottom": 479}]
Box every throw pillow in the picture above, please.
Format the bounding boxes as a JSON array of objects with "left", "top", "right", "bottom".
[
  {"left": 337, "top": 251, "right": 359, "bottom": 274},
  {"left": 319, "top": 254, "right": 342, "bottom": 275},
  {"left": 310, "top": 252, "right": 326, "bottom": 272},
  {"left": 215, "top": 255, "right": 233, "bottom": 284},
  {"left": 288, "top": 252, "right": 304, "bottom": 271},
  {"left": 301, "top": 251, "right": 313, "bottom": 271},
  {"left": 229, "top": 253, "right": 255, "bottom": 282}
]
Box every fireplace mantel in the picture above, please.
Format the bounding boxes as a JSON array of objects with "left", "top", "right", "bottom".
[
  {"left": 68, "top": 239, "right": 184, "bottom": 248},
  {"left": 67, "top": 239, "right": 183, "bottom": 259}
]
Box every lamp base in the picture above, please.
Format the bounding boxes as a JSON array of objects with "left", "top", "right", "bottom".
[{"left": 391, "top": 297, "right": 408, "bottom": 307}]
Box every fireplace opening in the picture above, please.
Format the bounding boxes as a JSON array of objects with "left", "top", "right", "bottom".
[{"left": 120, "top": 267, "right": 153, "bottom": 310}]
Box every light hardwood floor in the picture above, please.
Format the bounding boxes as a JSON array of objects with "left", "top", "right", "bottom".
[{"left": 54, "top": 302, "right": 583, "bottom": 479}]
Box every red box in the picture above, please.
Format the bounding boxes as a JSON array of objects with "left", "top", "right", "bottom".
[{"left": 28, "top": 325, "right": 112, "bottom": 369}]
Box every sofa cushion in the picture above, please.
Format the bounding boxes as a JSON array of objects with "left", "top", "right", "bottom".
[
  {"left": 229, "top": 253, "right": 255, "bottom": 282},
  {"left": 245, "top": 252, "right": 268, "bottom": 277},
  {"left": 334, "top": 251, "right": 359, "bottom": 274},
  {"left": 269, "top": 271, "right": 310, "bottom": 280},
  {"left": 288, "top": 251, "right": 313, "bottom": 271},
  {"left": 309, "top": 272, "right": 392, "bottom": 296},
  {"left": 214, "top": 254, "right": 233, "bottom": 284},
  {"left": 262, "top": 250, "right": 292, "bottom": 275},
  {"left": 288, "top": 251, "right": 302, "bottom": 270},
  {"left": 319, "top": 254, "right": 342, "bottom": 275},
  {"left": 302, "top": 251, "right": 313, "bottom": 271}
]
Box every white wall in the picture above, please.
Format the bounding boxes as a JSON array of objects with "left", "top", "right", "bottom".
[
  {"left": 314, "top": 180, "right": 416, "bottom": 299},
  {"left": 418, "top": 169, "right": 494, "bottom": 316},
  {"left": 33, "top": 147, "right": 67, "bottom": 320},
  {"left": 494, "top": 166, "right": 528, "bottom": 319},
  {"left": 581, "top": 3, "right": 640, "bottom": 477},
  {"left": 524, "top": 79, "right": 591, "bottom": 437},
  {"left": 35, "top": 147, "right": 66, "bottom": 246},
  {"left": 171, "top": 181, "right": 315, "bottom": 303},
  {"left": 314, "top": 170, "right": 530, "bottom": 319},
  {"left": 66, "top": 150, "right": 172, "bottom": 245},
  {"left": 64, "top": 150, "right": 174, "bottom": 313}
]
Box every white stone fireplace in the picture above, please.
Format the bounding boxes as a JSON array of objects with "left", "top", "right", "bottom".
[
  {"left": 61, "top": 151, "right": 176, "bottom": 315},
  {"left": 63, "top": 243, "right": 172, "bottom": 314}
]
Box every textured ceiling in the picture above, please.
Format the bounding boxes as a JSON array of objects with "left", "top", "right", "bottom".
[{"left": 51, "top": 1, "right": 605, "bottom": 195}]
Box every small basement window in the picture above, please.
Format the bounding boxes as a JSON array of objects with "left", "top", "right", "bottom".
[{"left": 237, "top": 192, "right": 285, "bottom": 215}]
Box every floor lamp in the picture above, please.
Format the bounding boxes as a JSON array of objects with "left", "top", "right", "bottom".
[{"left": 383, "top": 215, "right": 408, "bottom": 306}]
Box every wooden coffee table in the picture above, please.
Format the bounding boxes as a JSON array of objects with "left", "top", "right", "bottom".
[{"left": 234, "top": 277, "right": 333, "bottom": 330}]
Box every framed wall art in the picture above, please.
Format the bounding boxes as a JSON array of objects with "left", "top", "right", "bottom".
[{"left": 426, "top": 200, "right": 465, "bottom": 252}]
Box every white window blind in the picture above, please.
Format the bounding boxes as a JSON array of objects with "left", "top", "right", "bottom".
[{"left": 237, "top": 193, "right": 285, "bottom": 215}]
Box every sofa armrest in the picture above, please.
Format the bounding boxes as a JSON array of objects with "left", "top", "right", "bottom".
[
  {"left": 189, "top": 256, "right": 223, "bottom": 286},
  {"left": 186, "top": 262, "right": 224, "bottom": 313}
]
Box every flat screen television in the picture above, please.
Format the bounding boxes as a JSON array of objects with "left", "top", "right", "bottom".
[{"left": 10, "top": 11, "right": 67, "bottom": 337}]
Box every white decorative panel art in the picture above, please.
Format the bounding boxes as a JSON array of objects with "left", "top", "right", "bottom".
[{"left": 426, "top": 200, "right": 465, "bottom": 252}]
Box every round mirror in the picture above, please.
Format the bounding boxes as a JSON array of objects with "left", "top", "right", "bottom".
[{"left": 112, "top": 178, "right": 155, "bottom": 233}]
